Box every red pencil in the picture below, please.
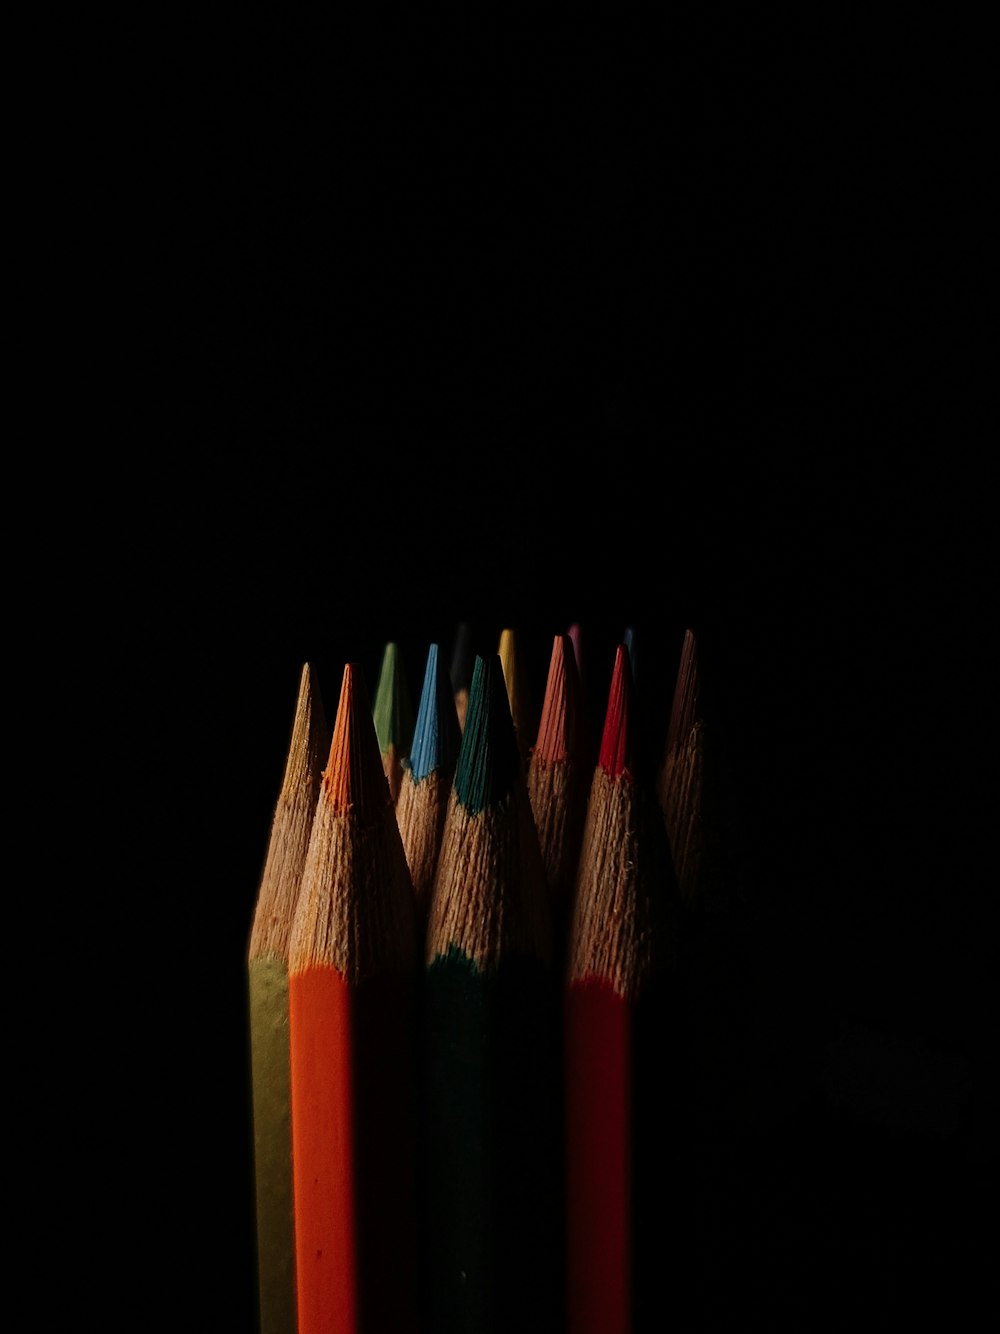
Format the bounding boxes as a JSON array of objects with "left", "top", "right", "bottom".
[
  {"left": 287, "top": 662, "right": 419, "bottom": 1334},
  {"left": 564, "top": 642, "right": 671, "bottom": 1334}
]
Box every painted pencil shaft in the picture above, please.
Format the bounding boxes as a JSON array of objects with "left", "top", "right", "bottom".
[
  {"left": 565, "top": 980, "right": 631, "bottom": 1334},
  {"left": 248, "top": 959, "right": 300, "bottom": 1334},
  {"left": 289, "top": 967, "right": 418, "bottom": 1333},
  {"left": 422, "top": 948, "right": 562, "bottom": 1333},
  {"left": 289, "top": 968, "right": 357, "bottom": 1331}
]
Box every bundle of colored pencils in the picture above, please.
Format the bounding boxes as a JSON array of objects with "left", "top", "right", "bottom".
[{"left": 248, "top": 623, "right": 695, "bottom": 1334}]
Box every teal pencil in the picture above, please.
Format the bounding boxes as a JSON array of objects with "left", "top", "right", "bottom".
[{"left": 420, "top": 653, "right": 562, "bottom": 1334}]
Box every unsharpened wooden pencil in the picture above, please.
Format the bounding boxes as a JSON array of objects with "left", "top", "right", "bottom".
[
  {"left": 420, "top": 652, "right": 562, "bottom": 1334},
  {"left": 564, "top": 642, "right": 671, "bottom": 1334},
  {"left": 373, "top": 640, "right": 414, "bottom": 803},
  {"left": 288, "top": 662, "right": 419, "bottom": 1334},
  {"left": 248, "top": 662, "right": 329, "bottom": 1334},
  {"left": 395, "top": 641, "right": 461, "bottom": 932}
]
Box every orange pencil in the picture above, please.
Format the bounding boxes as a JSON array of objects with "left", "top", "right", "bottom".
[{"left": 287, "top": 662, "right": 419, "bottom": 1334}]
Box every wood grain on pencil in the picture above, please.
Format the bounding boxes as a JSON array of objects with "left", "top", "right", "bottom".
[
  {"left": 248, "top": 662, "right": 329, "bottom": 1334},
  {"left": 396, "top": 641, "right": 461, "bottom": 929},
  {"left": 288, "top": 662, "right": 418, "bottom": 1334},
  {"left": 421, "top": 652, "right": 560, "bottom": 1334},
  {"left": 526, "top": 632, "right": 589, "bottom": 951},
  {"left": 565, "top": 643, "right": 665, "bottom": 1334}
]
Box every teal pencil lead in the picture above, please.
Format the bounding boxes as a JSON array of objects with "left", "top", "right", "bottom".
[{"left": 454, "top": 653, "right": 522, "bottom": 816}]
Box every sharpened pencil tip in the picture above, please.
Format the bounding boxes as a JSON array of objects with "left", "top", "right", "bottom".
[
  {"left": 324, "top": 663, "right": 393, "bottom": 817},
  {"left": 278, "top": 661, "right": 330, "bottom": 802},
  {"left": 534, "top": 633, "right": 581, "bottom": 763},
  {"left": 454, "top": 654, "right": 521, "bottom": 814},
  {"left": 598, "top": 645, "right": 635, "bottom": 781},
  {"left": 373, "top": 641, "right": 415, "bottom": 755},
  {"left": 409, "top": 643, "right": 461, "bottom": 782}
]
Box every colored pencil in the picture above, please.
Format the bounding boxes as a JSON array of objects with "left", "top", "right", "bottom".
[
  {"left": 526, "top": 631, "right": 590, "bottom": 959},
  {"left": 373, "top": 640, "right": 415, "bottom": 803},
  {"left": 656, "top": 626, "right": 711, "bottom": 906},
  {"left": 498, "top": 625, "right": 536, "bottom": 768},
  {"left": 567, "top": 621, "right": 584, "bottom": 678},
  {"left": 449, "top": 620, "right": 474, "bottom": 731},
  {"left": 564, "top": 642, "right": 672, "bottom": 1334},
  {"left": 395, "top": 641, "right": 461, "bottom": 932},
  {"left": 420, "top": 652, "right": 562, "bottom": 1334},
  {"left": 287, "top": 662, "right": 419, "bottom": 1334},
  {"left": 247, "top": 662, "right": 329, "bottom": 1334}
]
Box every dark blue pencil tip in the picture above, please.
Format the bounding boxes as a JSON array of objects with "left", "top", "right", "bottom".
[
  {"left": 453, "top": 654, "right": 521, "bottom": 814},
  {"left": 409, "top": 643, "right": 462, "bottom": 782}
]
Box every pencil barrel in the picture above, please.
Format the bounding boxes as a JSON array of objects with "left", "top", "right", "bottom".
[
  {"left": 419, "top": 948, "right": 563, "bottom": 1334},
  {"left": 248, "top": 959, "right": 298, "bottom": 1334},
  {"left": 289, "top": 967, "right": 419, "bottom": 1334}
]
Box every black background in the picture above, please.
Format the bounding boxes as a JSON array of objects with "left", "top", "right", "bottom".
[{"left": 140, "top": 8, "right": 991, "bottom": 1331}]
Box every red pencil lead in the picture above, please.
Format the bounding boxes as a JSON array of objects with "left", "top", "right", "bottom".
[
  {"left": 534, "top": 633, "right": 580, "bottom": 764},
  {"left": 598, "top": 644, "right": 635, "bottom": 782}
]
